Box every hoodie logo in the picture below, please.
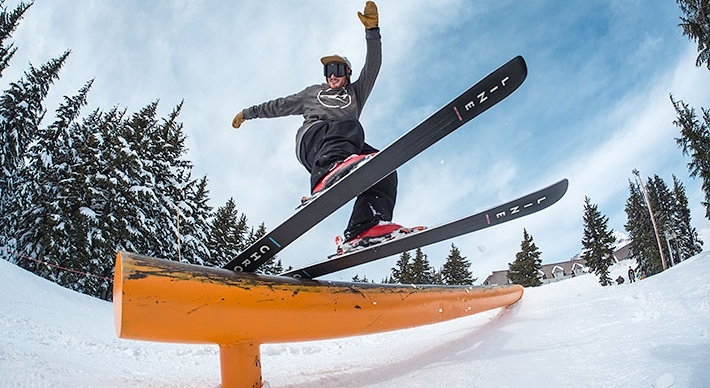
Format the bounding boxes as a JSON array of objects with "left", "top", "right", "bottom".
[{"left": 317, "top": 88, "right": 352, "bottom": 109}]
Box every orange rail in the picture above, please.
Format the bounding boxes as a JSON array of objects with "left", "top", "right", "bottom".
[{"left": 114, "top": 251, "right": 523, "bottom": 387}]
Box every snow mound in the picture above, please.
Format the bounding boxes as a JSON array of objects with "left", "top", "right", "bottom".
[{"left": 1, "top": 253, "right": 709, "bottom": 387}]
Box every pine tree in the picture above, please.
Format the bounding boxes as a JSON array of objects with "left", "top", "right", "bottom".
[
  {"left": 102, "top": 100, "right": 209, "bottom": 263},
  {"left": 672, "top": 0, "right": 710, "bottom": 220},
  {"left": 206, "top": 198, "right": 249, "bottom": 267},
  {"left": 390, "top": 251, "right": 413, "bottom": 284},
  {"left": 581, "top": 196, "right": 616, "bottom": 286},
  {"left": 175, "top": 175, "right": 212, "bottom": 265},
  {"left": 45, "top": 102, "right": 120, "bottom": 299},
  {"left": 150, "top": 101, "right": 212, "bottom": 265},
  {"left": 676, "top": 0, "right": 710, "bottom": 70},
  {"left": 625, "top": 179, "right": 663, "bottom": 276},
  {"left": 508, "top": 228, "right": 542, "bottom": 287},
  {"left": 0, "top": 1, "right": 274, "bottom": 298},
  {"left": 670, "top": 175, "right": 704, "bottom": 261},
  {"left": 0, "top": 1, "right": 31, "bottom": 77},
  {"left": 430, "top": 267, "right": 444, "bottom": 285},
  {"left": 647, "top": 175, "right": 675, "bottom": 266},
  {"left": 408, "top": 248, "right": 435, "bottom": 284},
  {"left": 671, "top": 96, "right": 710, "bottom": 220},
  {"left": 125, "top": 101, "right": 176, "bottom": 257},
  {"left": 18, "top": 98, "right": 215, "bottom": 299},
  {"left": 440, "top": 243, "right": 475, "bottom": 285},
  {"left": 351, "top": 274, "right": 370, "bottom": 283},
  {"left": 0, "top": 52, "right": 70, "bottom": 243},
  {"left": 15, "top": 81, "right": 93, "bottom": 276}
]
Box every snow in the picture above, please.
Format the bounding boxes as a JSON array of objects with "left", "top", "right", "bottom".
[{"left": 1, "top": 254, "right": 709, "bottom": 388}]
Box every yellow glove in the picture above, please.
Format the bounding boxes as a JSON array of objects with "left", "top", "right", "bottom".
[
  {"left": 232, "top": 111, "right": 245, "bottom": 129},
  {"left": 358, "top": 1, "right": 378, "bottom": 29}
]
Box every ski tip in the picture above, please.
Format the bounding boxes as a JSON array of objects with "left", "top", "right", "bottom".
[
  {"left": 549, "top": 178, "right": 570, "bottom": 201},
  {"left": 559, "top": 177, "right": 569, "bottom": 192},
  {"left": 512, "top": 55, "right": 527, "bottom": 78}
]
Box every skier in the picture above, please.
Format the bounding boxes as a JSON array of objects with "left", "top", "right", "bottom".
[
  {"left": 231, "top": 1, "right": 406, "bottom": 250},
  {"left": 628, "top": 266, "right": 635, "bottom": 283}
]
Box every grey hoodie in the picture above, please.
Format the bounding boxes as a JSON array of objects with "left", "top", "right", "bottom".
[{"left": 242, "top": 28, "right": 382, "bottom": 164}]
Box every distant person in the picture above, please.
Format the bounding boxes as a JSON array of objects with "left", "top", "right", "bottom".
[
  {"left": 231, "top": 2, "right": 409, "bottom": 252},
  {"left": 616, "top": 275, "right": 625, "bottom": 285},
  {"left": 628, "top": 266, "right": 635, "bottom": 283}
]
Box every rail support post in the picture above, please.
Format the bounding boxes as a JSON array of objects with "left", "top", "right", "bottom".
[{"left": 219, "top": 341, "right": 263, "bottom": 388}]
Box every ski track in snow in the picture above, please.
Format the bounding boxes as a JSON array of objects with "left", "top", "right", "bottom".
[{"left": 1, "top": 254, "right": 709, "bottom": 387}]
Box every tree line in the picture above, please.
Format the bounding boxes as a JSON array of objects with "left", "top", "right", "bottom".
[
  {"left": 350, "top": 243, "right": 477, "bottom": 285},
  {"left": 501, "top": 0, "right": 710, "bottom": 287},
  {"left": 1, "top": 1, "right": 708, "bottom": 295},
  {"left": 0, "top": 2, "right": 283, "bottom": 300},
  {"left": 507, "top": 173, "right": 703, "bottom": 288},
  {"left": 368, "top": 0, "right": 710, "bottom": 288},
  {"left": 0, "top": 1, "right": 479, "bottom": 297}
]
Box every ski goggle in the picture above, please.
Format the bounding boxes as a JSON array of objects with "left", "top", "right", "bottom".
[{"left": 324, "top": 62, "right": 349, "bottom": 78}]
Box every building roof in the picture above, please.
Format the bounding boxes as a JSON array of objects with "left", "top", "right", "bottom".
[{"left": 482, "top": 243, "right": 632, "bottom": 286}]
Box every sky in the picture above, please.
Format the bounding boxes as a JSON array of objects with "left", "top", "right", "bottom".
[
  {"left": 4, "top": 0, "right": 710, "bottom": 282},
  {"left": 2, "top": 244, "right": 708, "bottom": 387}
]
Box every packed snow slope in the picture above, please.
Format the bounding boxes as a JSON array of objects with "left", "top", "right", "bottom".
[{"left": 1, "top": 254, "right": 709, "bottom": 388}]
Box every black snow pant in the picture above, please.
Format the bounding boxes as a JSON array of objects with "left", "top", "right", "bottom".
[{"left": 299, "top": 118, "right": 397, "bottom": 241}]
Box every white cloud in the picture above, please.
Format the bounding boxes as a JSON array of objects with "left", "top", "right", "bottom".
[{"left": 5, "top": 0, "right": 709, "bottom": 282}]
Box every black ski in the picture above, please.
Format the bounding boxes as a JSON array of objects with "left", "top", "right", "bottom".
[
  {"left": 224, "top": 56, "right": 528, "bottom": 272},
  {"left": 282, "top": 179, "right": 568, "bottom": 279}
]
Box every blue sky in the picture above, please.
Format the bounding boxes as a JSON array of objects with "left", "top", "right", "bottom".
[{"left": 6, "top": 0, "right": 710, "bottom": 282}]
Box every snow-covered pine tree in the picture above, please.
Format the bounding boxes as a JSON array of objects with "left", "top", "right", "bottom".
[
  {"left": 0, "top": 52, "right": 69, "bottom": 245},
  {"left": 581, "top": 196, "right": 615, "bottom": 286},
  {"left": 430, "top": 268, "right": 443, "bottom": 285},
  {"left": 122, "top": 101, "right": 177, "bottom": 258},
  {"left": 440, "top": 243, "right": 475, "bottom": 285},
  {"left": 76, "top": 109, "right": 131, "bottom": 300},
  {"left": 671, "top": 96, "right": 710, "bottom": 220},
  {"left": 673, "top": 0, "right": 710, "bottom": 220},
  {"left": 94, "top": 106, "right": 151, "bottom": 258},
  {"left": 625, "top": 179, "right": 663, "bottom": 276},
  {"left": 175, "top": 175, "right": 212, "bottom": 265},
  {"left": 671, "top": 0, "right": 710, "bottom": 230},
  {"left": 137, "top": 101, "right": 213, "bottom": 264},
  {"left": 676, "top": 0, "right": 710, "bottom": 70},
  {"left": 109, "top": 100, "right": 210, "bottom": 264},
  {"left": 206, "top": 197, "right": 249, "bottom": 267},
  {"left": 670, "top": 175, "right": 704, "bottom": 261},
  {"left": 0, "top": 1, "right": 31, "bottom": 77},
  {"left": 648, "top": 175, "right": 676, "bottom": 266},
  {"left": 0, "top": 0, "right": 29, "bottom": 261},
  {"left": 508, "top": 228, "right": 542, "bottom": 287},
  {"left": 153, "top": 102, "right": 211, "bottom": 264},
  {"left": 15, "top": 81, "right": 93, "bottom": 279}
]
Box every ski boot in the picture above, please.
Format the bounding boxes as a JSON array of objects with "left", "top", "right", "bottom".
[
  {"left": 334, "top": 222, "right": 426, "bottom": 256},
  {"left": 299, "top": 153, "right": 376, "bottom": 208}
]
